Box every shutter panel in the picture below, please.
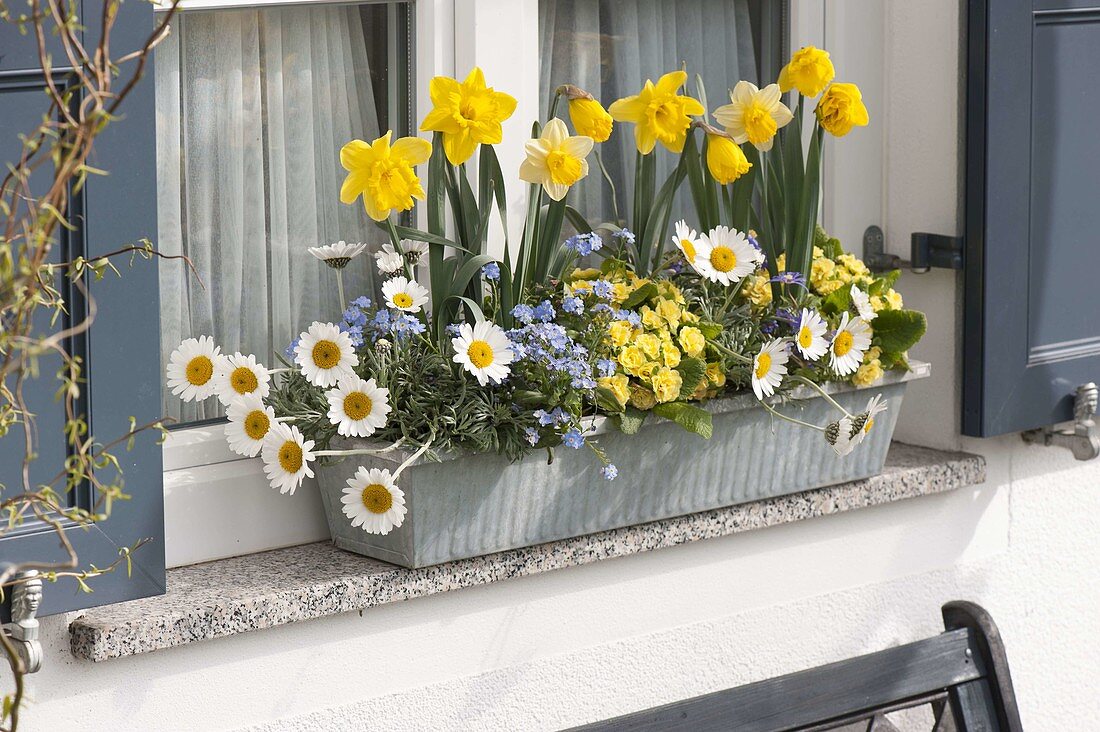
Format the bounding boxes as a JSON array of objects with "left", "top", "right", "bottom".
[
  {"left": 0, "top": 3, "right": 165, "bottom": 615},
  {"left": 964, "top": 0, "right": 1100, "bottom": 436}
]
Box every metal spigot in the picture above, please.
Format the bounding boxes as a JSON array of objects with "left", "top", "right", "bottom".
[{"left": 1022, "top": 383, "right": 1100, "bottom": 461}]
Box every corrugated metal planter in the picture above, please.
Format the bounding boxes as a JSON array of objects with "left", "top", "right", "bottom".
[{"left": 316, "top": 363, "right": 930, "bottom": 568}]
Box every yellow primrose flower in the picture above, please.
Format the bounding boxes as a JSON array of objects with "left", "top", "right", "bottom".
[
  {"left": 778, "top": 46, "right": 836, "bottom": 97},
  {"left": 656, "top": 280, "right": 685, "bottom": 304},
  {"left": 568, "top": 96, "right": 614, "bottom": 143},
  {"left": 743, "top": 274, "right": 773, "bottom": 307},
  {"left": 635, "top": 333, "right": 662, "bottom": 360},
  {"left": 678, "top": 326, "right": 706, "bottom": 358},
  {"left": 656, "top": 299, "right": 681, "bottom": 328},
  {"left": 713, "top": 81, "right": 793, "bottom": 152},
  {"left": 706, "top": 362, "right": 726, "bottom": 388},
  {"left": 641, "top": 306, "right": 664, "bottom": 330},
  {"left": 630, "top": 385, "right": 657, "bottom": 410},
  {"left": 865, "top": 346, "right": 882, "bottom": 362},
  {"left": 609, "top": 70, "right": 705, "bottom": 154},
  {"left": 618, "top": 345, "right": 647, "bottom": 372},
  {"left": 339, "top": 132, "right": 432, "bottom": 222},
  {"left": 519, "top": 118, "right": 594, "bottom": 201},
  {"left": 815, "top": 83, "right": 870, "bottom": 137},
  {"left": 852, "top": 358, "right": 884, "bottom": 387},
  {"left": 612, "top": 282, "right": 634, "bottom": 303},
  {"left": 810, "top": 257, "right": 836, "bottom": 290},
  {"left": 609, "top": 320, "right": 635, "bottom": 348},
  {"left": 599, "top": 374, "right": 631, "bottom": 408},
  {"left": 812, "top": 246, "right": 825, "bottom": 258},
  {"left": 885, "top": 288, "right": 904, "bottom": 309},
  {"left": 681, "top": 310, "right": 699, "bottom": 324},
  {"left": 662, "top": 342, "right": 682, "bottom": 369},
  {"left": 652, "top": 367, "right": 683, "bottom": 403},
  {"left": 420, "top": 67, "right": 517, "bottom": 165},
  {"left": 705, "top": 133, "right": 752, "bottom": 185}
]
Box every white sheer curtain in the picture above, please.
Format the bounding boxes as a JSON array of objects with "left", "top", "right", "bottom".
[
  {"left": 539, "top": 0, "right": 758, "bottom": 223},
  {"left": 157, "top": 5, "right": 387, "bottom": 422}
]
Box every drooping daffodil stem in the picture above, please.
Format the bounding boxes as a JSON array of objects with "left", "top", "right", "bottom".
[
  {"left": 757, "top": 398, "right": 826, "bottom": 432},
  {"left": 593, "top": 148, "right": 622, "bottom": 225},
  {"left": 791, "top": 375, "right": 854, "bottom": 418}
]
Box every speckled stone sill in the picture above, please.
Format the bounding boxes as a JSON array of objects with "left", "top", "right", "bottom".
[{"left": 69, "top": 442, "right": 985, "bottom": 662}]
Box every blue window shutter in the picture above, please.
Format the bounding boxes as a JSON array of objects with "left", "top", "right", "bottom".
[
  {"left": 0, "top": 2, "right": 165, "bottom": 615},
  {"left": 964, "top": 0, "right": 1100, "bottom": 436}
]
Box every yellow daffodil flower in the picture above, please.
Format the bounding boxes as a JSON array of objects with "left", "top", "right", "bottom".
[
  {"left": 608, "top": 70, "right": 705, "bottom": 154},
  {"left": 815, "top": 82, "right": 869, "bottom": 137},
  {"left": 568, "top": 97, "right": 614, "bottom": 143},
  {"left": 778, "top": 46, "right": 836, "bottom": 97},
  {"left": 519, "top": 118, "right": 594, "bottom": 201},
  {"left": 713, "top": 81, "right": 793, "bottom": 152},
  {"left": 339, "top": 132, "right": 432, "bottom": 222},
  {"left": 420, "top": 67, "right": 517, "bottom": 165},
  {"left": 705, "top": 133, "right": 752, "bottom": 184}
]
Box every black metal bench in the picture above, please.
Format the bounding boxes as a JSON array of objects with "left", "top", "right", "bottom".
[{"left": 568, "top": 601, "right": 1023, "bottom": 731}]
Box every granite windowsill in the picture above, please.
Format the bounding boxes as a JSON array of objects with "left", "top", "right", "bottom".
[{"left": 69, "top": 442, "right": 985, "bottom": 662}]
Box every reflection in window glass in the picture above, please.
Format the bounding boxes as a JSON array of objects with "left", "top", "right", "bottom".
[
  {"left": 156, "top": 3, "right": 409, "bottom": 422},
  {"left": 540, "top": 0, "right": 777, "bottom": 225}
]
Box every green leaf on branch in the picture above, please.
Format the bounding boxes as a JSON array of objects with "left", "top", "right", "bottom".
[
  {"left": 821, "top": 286, "right": 852, "bottom": 315},
  {"left": 617, "top": 406, "right": 648, "bottom": 435},
  {"left": 676, "top": 357, "right": 707, "bottom": 395},
  {"left": 653, "top": 401, "right": 713, "bottom": 439},
  {"left": 621, "top": 281, "right": 658, "bottom": 310},
  {"left": 871, "top": 308, "right": 927, "bottom": 353}
]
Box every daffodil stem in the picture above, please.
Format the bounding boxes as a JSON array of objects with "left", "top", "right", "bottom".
[
  {"left": 548, "top": 91, "right": 562, "bottom": 123},
  {"left": 594, "top": 148, "right": 622, "bottom": 225},
  {"left": 792, "top": 375, "right": 853, "bottom": 417},
  {"left": 757, "top": 398, "right": 825, "bottom": 432},
  {"left": 385, "top": 217, "right": 415, "bottom": 281}
]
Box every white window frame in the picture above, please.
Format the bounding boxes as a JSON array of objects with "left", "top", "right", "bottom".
[{"left": 161, "top": 0, "right": 886, "bottom": 568}]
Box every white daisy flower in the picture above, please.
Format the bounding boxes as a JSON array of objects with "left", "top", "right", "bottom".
[
  {"left": 382, "top": 276, "right": 430, "bottom": 313},
  {"left": 451, "top": 320, "right": 514, "bottom": 386},
  {"left": 224, "top": 394, "right": 277, "bottom": 457},
  {"left": 694, "top": 225, "right": 763, "bottom": 286},
  {"left": 825, "top": 416, "right": 857, "bottom": 457},
  {"left": 212, "top": 352, "right": 271, "bottom": 406},
  {"left": 340, "top": 466, "right": 407, "bottom": 535},
  {"left": 852, "top": 393, "right": 888, "bottom": 446},
  {"left": 325, "top": 375, "right": 392, "bottom": 438},
  {"left": 307, "top": 240, "right": 367, "bottom": 270},
  {"left": 671, "top": 219, "right": 713, "bottom": 277},
  {"left": 401, "top": 238, "right": 429, "bottom": 265},
  {"left": 294, "top": 322, "right": 358, "bottom": 388},
  {"left": 830, "top": 312, "right": 872, "bottom": 376},
  {"left": 751, "top": 338, "right": 789, "bottom": 400},
  {"left": 375, "top": 243, "right": 405, "bottom": 276},
  {"left": 166, "top": 336, "right": 221, "bottom": 402},
  {"left": 850, "top": 284, "right": 877, "bottom": 321},
  {"left": 261, "top": 423, "right": 316, "bottom": 495},
  {"left": 794, "top": 309, "right": 829, "bottom": 361}
]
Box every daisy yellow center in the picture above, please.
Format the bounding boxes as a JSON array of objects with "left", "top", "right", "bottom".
[
  {"left": 743, "top": 101, "right": 778, "bottom": 145},
  {"left": 244, "top": 410, "right": 270, "bottom": 441},
  {"left": 864, "top": 418, "right": 874, "bottom": 434},
  {"left": 392, "top": 292, "right": 414, "bottom": 308},
  {"left": 343, "top": 392, "right": 373, "bottom": 421},
  {"left": 710, "top": 245, "right": 737, "bottom": 273},
  {"left": 680, "top": 238, "right": 696, "bottom": 263},
  {"left": 230, "top": 366, "right": 259, "bottom": 395},
  {"left": 755, "top": 353, "right": 772, "bottom": 379},
  {"left": 467, "top": 339, "right": 495, "bottom": 369},
  {"left": 361, "top": 483, "right": 393, "bottom": 514},
  {"left": 312, "top": 340, "right": 341, "bottom": 369},
  {"left": 546, "top": 150, "right": 584, "bottom": 186},
  {"left": 833, "top": 331, "right": 853, "bottom": 357},
  {"left": 186, "top": 356, "right": 214, "bottom": 386},
  {"left": 798, "top": 326, "right": 814, "bottom": 350},
  {"left": 278, "top": 441, "right": 303, "bottom": 474}
]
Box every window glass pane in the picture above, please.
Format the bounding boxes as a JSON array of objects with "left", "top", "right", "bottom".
[
  {"left": 156, "top": 2, "right": 410, "bottom": 423},
  {"left": 539, "top": 0, "right": 780, "bottom": 224}
]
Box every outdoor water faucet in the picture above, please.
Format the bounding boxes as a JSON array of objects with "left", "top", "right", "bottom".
[
  {"left": 2, "top": 569, "right": 43, "bottom": 674},
  {"left": 1022, "top": 383, "right": 1100, "bottom": 461}
]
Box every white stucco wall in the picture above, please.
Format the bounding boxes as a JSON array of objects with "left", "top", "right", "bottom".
[{"left": 7, "top": 1, "right": 1100, "bottom": 730}]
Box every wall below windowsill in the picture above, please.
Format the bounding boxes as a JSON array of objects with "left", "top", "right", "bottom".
[{"left": 68, "top": 442, "right": 984, "bottom": 663}]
